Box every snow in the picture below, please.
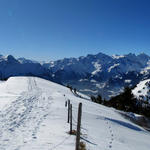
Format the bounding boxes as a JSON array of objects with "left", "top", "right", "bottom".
[
  {"left": 92, "top": 62, "right": 102, "bottom": 75},
  {"left": 96, "top": 83, "right": 106, "bottom": 88},
  {"left": 90, "top": 79, "right": 97, "bottom": 83},
  {"left": 125, "top": 112, "right": 142, "bottom": 120},
  {"left": 132, "top": 79, "right": 150, "bottom": 102},
  {"left": 0, "top": 77, "right": 28, "bottom": 109},
  {"left": 112, "top": 55, "right": 125, "bottom": 59},
  {"left": 79, "top": 79, "right": 88, "bottom": 82},
  {"left": 80, "top": 89, "right": 98, "bottom": 93},
  {"left": 108, "top": 63, "right": 120, "bottom": 72},
  {"left": 0, "top": 77, "right": 149, "bottom": 150},
  {"left": 124, "top": 80, "right": 132, "bottom": 83}
]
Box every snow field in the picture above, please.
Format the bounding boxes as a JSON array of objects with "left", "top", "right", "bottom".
[{"left": 0, "top": 77, "right": 149, "bottom": 150}]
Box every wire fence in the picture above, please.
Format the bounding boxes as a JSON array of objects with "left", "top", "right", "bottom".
[{"left": 65, "top": 98, "right": 97, "bottom": 150}]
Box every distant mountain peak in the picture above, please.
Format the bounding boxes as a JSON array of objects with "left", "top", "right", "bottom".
[
  {"left": 112, "top": 54, "right": 125, "bottom": 59},
  {"left": 137, "top": 53, "right": 150, "bottom": 58},
  {"left": 6, "top": 55, "right": 15, "bottom": 59},
  {"left": 18, "top": 57, "right": 38, "bottom": 64},
  {"left": 125, "top": 53, "right": 136, "bottom": 57},
  {"left": 5, "top": 55, "right": 18, "bottom": 63}
]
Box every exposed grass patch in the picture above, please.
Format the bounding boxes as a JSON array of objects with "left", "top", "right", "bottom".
[
  {"left": 68, "top": 130, "right": 87, "bottom": 149},
  {"left": 69, "top": 129, "right": 77, "bottom": 135},
  {"left": 79, "top": 141, "right": 86, "bottom": 150}
]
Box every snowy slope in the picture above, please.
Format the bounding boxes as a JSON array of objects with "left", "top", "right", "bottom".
[
  {"left": 0, "top": 77, "right": 149, "bottom": 150},
  {"left": 132, "top": 79, "right": 150, "bottom": 103}
]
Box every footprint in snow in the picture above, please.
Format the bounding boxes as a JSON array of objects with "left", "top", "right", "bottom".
[
  {"left": 104, "top": 119, "right": 115, "bottom": 150},
  {"left": 3, "top": 139, "right": 9, "bottom": 142}
]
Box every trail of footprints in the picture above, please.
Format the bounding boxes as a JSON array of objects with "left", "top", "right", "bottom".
[{"left": 105, "top": 119, "right": 114, "bottom": 149}]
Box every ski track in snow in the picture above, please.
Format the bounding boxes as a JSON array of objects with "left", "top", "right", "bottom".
[{"left": 0, "top": 78, "right": 53, "bottom": 150}]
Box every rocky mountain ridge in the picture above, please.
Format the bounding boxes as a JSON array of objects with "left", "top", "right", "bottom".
[{"left": 0, "top": 52, "right": 150, "bottom": 99}]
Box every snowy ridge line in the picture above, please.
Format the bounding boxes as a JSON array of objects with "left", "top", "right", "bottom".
[{"left": 70, "top": 89, "right": 90, "bottom": 101}]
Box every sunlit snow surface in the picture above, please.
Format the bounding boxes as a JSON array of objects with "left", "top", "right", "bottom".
[
  {"left": 0, "top": 77, "right": 149, "bottom": 150},
  {"left": 132, "top": 79, "right": 150, "bottom": 103}
]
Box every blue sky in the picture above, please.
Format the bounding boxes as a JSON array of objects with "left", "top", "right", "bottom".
[{"left": 0, "top": 0, "right": 150, "bottom": 61}]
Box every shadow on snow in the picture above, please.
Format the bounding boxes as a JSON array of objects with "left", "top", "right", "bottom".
[{"left": 106, "top": 118, "right": 143, "bottom": 131}]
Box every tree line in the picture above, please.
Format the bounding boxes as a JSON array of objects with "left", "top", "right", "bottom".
[
  {"left": 66, "top": 84, "right": 150, "bottom": 118},
  {"left": 91, "top": 87, "right": 150, "bottom": 118}
]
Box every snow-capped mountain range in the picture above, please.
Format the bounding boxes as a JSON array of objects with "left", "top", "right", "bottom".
[
  {"left": 0, "top": 55, "right": 53, "bottom": 81},
  {"left": 43, "top": 52, "right": 150, "bottom": 99},
  {"left": 0, "top": 52, "right": 150, "bottom": 99}
]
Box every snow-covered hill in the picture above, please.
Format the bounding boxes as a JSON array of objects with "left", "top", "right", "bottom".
[
  {"left": 132, "top": 79, "right": 150, "bottom": 103},
  {"left": 0, "top": 76, "right": 150, "bottom": 150}
]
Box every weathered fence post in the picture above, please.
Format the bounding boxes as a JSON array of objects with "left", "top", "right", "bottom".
[
  {"left": 70, "top": 104, "right": 72, "bottom": 134},
  {"left": 65, "top": 101, "right": 67, "bottom": 107},
  {"left": 75, "top": 103, "right": 82, "bottom": 150},
  {"left": 68, "top": 100, "right": 70, "bottom": 123}
]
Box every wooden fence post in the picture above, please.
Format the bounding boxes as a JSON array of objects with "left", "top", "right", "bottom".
[
  {"left": 75, "top": 103, "right": 82, "bottom": 150},
  {"left": 65, "top": 101, "right": 67, "bottom": 107},
  {"left": 68, "top": 100, "right": 70, "bottom": 123},
  {"left": 70, "top": 104, "right": 72, "bottom": 134}
]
